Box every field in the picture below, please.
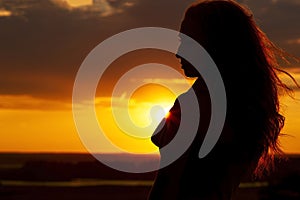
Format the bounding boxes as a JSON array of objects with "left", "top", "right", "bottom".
[{"left": 0, "top": 153, "right": 299, "bottom": 200}]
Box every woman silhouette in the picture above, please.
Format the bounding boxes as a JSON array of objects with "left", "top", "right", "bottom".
[{"left": 148, "top": 0, "right": 299, "bottom": 200}]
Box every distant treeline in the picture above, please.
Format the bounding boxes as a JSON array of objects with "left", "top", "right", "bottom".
[{"left": 0, "top": 153, "right": 299, "bottom": 183}]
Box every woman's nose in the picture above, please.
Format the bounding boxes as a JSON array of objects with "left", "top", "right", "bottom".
[{"left": 175, "top": 54, "right": 182, "bottom": 60}]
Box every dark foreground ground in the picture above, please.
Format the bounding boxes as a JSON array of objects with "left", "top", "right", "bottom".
[{"left": 0, "top": 153, "right": 299, "bottom": 200}]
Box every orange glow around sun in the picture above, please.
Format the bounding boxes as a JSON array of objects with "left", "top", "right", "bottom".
[
  {"left": 1, "top": 82, "right": 300, "bottom": 154},
  {"left": 95, "top": 83, "right": 177, "bottom": 153}
]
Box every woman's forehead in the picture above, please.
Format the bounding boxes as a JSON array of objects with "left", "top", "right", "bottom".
[{"left": 179, "top": 19, "right": 193, "bottom": 34}]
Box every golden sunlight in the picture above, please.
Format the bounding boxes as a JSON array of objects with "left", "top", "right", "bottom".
[
  {"left": 96, "top": 84, "right": 177, "bottom": 153},
  {"left": 0, "top": 108, "right": 86, "bottom": 153},
  {"left": 128, "top": 84, "right": 176, "bottom": 127},
  {"left": 0, "top": 72, "right": 299, "bottom": 154}
]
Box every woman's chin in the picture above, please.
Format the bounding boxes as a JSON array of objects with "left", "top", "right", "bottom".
[{"left": 183, "top": 71, "right": 197, "bottom": 78}]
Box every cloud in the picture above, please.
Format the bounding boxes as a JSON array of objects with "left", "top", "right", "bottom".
[
  {"left": 0, "top": 0, "right": 299, "bottom": 105},
  {"left": 0, "top": 8, "right": 12, "bottom": 17},
  {"left": 0, "top": 0, "right": 119, "bottom": 99},
  {"left": 123, "top": 1, "right": 135, "bottom": 7},
  {"left": 287, "top": 38, "right": 300, "bottom": 45},
  {"left": 94, "top": 95, "right": 174, "bottom": 114},
  {"left": 0, "top": 0, "right": 194, "bottom": 100},
  {"left": 0, "top": 95, "right": 71, "bottom": 110},
  {"left": 141, "top": 78, "right": 190, "bottom": 84},
  {"left": 275, "top": 0, "right": 300, "bottom": 5},
  {"left": 63, "top": 0, "right": 122, "bottom": 17},
  {"left": 57, "top": 0, "right": 91, "bottom": 8},
  {"left": 241, "top": 0, "right": 300, "bottom": 54},
  {"left": 52, "top": 0, "right": 138, "bottom": 17},
  {"left": 94, "top": 94, "right": 128, "bottom": 108}
]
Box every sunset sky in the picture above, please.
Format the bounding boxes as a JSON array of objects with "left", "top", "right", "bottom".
[{"left": 1, "top": 0, "right": 300, "bottom": 154}]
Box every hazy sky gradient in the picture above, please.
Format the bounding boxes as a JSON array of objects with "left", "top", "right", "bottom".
[
  {"left": 1, "top": 0, "right": 299, "bottom": 100},
  {"left": 1, "top": 0, "right": 299, "bottom": 153}
]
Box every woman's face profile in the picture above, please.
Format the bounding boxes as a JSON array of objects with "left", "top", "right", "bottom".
[
  {"left": 176, "top": 19, "right": 201, "bottom": 78},
  {"left": 176, "top": 53, "right": 199, "bottom": 78}
]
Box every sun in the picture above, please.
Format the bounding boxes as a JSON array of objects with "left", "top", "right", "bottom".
[
  {"left": 95, "top": 83, "right": 177, "bottom": 153},
  {"left": 149, "top": 105, "right": 168, "bottom": 123},
  {"left": 128, "top": 84, "right": 176, "bottom": 128}
]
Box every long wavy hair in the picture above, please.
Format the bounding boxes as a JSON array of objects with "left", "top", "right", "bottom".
[{"left": 181, "top": 0, "right": 299, "bottom": 178}]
